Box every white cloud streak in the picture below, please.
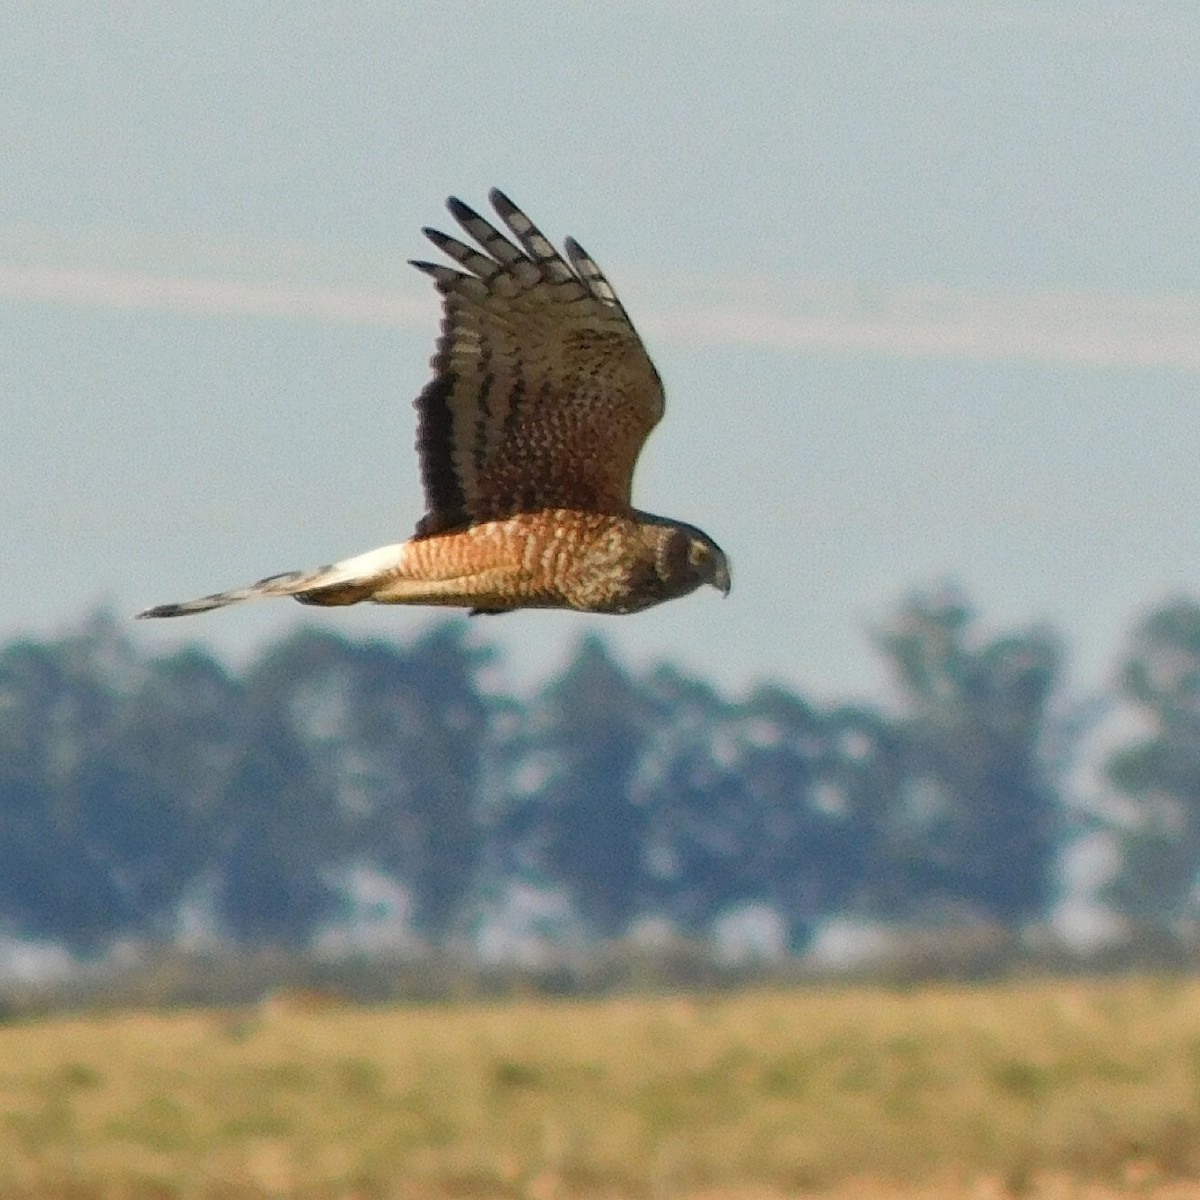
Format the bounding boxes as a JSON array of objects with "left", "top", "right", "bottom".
[
  {"left": 684, "top": 1, "right": 1200, "bottom": 42},
  {"left": 816, "top": 1, "right": 1200, "bottom": 39},
  {"left": 0, "top": 263, "right": 431, "bottom": 329},
  {"left": 4, "top": 243, "right": 1200, "bottom": 372},
  {"left": 641, "top": 281, "right": 1200, "bottom": 371}
]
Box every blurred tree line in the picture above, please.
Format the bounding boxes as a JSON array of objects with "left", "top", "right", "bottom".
[{"left": 0, "top": 586, "right": 1198, "bottom": 968}]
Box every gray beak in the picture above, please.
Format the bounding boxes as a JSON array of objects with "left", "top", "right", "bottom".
[{"left": 712, "top": 560, "right": 731, "bottom": 597}]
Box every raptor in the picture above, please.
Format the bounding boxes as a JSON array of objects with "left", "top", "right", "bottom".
[{"left": 138, "top": 190, "right": 730, "bottom": 620}]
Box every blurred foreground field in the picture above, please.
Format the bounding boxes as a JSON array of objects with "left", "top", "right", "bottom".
[{"left": 2, "top": 977, "right": 1199, "bottom": 1198}]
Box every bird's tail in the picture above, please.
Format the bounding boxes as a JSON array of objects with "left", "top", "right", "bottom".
[{"left": 136, "top": 543, "right": 408, "bottom": 619}]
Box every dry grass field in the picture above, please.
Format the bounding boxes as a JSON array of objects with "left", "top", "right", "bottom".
[{"left": 1, "top": 976, "right": 1199, "bottom": 1198}]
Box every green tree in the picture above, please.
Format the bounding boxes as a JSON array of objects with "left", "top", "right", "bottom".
[
  {"left": 340, "top": 621, "right": 490, "bottom": 940},
  {"left": 635, "top": 669, "right": 903, "bottom": 945},
  {"left": 501, "top": 635, "right": 655, "bottom": 938},
  {"left": 874, "top": 585, "right": 1062, "bottom": 924},
  {"left": 1105, "top": 599, "right": 1200, "bottom": 937},
  {"left": 0, "top": 612, "right": 211, "bottom": 947},
  {"left": 227, "top": 622, "right": 490, "bottom": 943}
]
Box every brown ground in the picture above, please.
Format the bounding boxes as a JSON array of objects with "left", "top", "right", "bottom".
[{"left": 1, "top": 977, "right": 1198, "bottom": 1198}]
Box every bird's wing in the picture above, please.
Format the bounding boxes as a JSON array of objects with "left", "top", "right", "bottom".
[{"left": 410, "top": 189, "right": 665, "bottom": 536}]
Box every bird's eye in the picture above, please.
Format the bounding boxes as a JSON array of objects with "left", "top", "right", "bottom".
[{"left": 688, "top": 540, "right": 710, "bottom": 568}]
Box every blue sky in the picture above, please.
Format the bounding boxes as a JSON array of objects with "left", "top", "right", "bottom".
[{"left": 6, "top": 2, "right": 1200, "bottom": 701}]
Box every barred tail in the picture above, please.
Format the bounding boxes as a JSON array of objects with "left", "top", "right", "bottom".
[{"left": 136, "top": 543, "right": 408, "bottom": 619}]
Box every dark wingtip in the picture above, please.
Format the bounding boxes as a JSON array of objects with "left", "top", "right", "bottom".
[
  {"left": 488, "top": 187, "right": 518, "bottom": 217},
  {"left": 564, "top": 236, "right": 597, "bottom": 272},
  {"left": 421, "top": 227, "right": 457, "bottom": 252},
  {"left": 409, "top": 258, "right": 451, "bottom": 280},
  {"left": 446, "top": 196, "right": 481, "bottom": 226}
]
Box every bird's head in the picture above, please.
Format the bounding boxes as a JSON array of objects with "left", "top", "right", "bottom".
[{"left": 653, "top": 521, "right": 731, "bottom": 600}]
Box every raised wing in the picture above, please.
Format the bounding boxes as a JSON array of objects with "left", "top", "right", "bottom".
[{"left": 409, "top": 190, "right": 665, "bottom": 535}]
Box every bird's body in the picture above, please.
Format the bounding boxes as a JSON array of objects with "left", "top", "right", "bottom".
[{"left": 139, "top": 191, "right": 729, "bottom": 621}]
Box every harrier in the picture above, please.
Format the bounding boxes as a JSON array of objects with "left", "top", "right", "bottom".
[{"left": 138, "top": 190, "right": 730, "bottom": 620}]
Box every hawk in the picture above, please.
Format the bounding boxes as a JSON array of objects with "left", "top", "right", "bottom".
[{"left": 138, "top": 190, "right": 730, "bottom": 621}]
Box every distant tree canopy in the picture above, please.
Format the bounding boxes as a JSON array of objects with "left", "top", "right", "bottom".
[
  {"left": 1104, "top": 599, "right": 1200, "bottom": 935},
  {"left": 873, "top": 585, "right": 1062, "bottom": 925},
  {"left": 0, "top": 589, "right": 1194, "bottom": 959}
]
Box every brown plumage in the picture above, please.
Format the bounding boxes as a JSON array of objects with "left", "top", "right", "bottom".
[{"left": 138, "top": 190, "right": 730, "bottom": 621}]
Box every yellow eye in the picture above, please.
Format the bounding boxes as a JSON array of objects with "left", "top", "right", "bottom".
[{"left": 688, "top": 540, "right": 710, "bottom": 568}]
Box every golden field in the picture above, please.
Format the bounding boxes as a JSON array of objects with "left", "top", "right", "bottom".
[{"left": 1, "top": 976, "right": 1199, "bottom": 1198}]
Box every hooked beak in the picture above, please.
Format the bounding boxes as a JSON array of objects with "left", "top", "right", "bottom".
[{"left": 711, "top": 559, "right": 731, "bottom": 597}]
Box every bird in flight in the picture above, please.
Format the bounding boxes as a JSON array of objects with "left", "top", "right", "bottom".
[{"left": 138, "top": 190, "right": 730, "bottom": 621}]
